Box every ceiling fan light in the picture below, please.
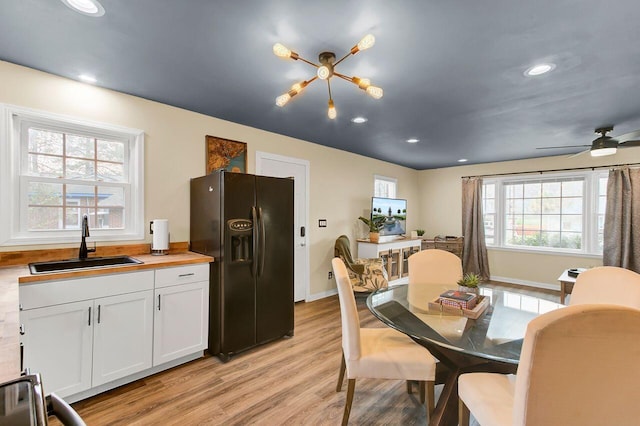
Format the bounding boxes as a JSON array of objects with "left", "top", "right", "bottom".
[
  {"left": 61, "top": 0, "right": 105, "bottom": 16},
  {"left": 366, "top": 85, "right": 384, "bottom": 99},
  {"left": 590, "top": 147, "right": 617, "bottom": 157},
  {"left": 351, "top": 34, "right": 375, "bottom": 54},
  {"left": 328, "top": 100, "right": 337, "bottom": 119},
  {"left": 275, "top": 93, "right": 292, "bottom": 107}
]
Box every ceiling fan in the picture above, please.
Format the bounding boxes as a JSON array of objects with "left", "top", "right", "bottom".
[{"left": 537, "top": 126, "right": 640, "bottom": 157}]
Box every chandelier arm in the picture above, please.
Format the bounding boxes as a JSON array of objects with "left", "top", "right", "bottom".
[
  {"left": 327, "top": 79, "right": 333, "bottom": 100},
  {"left": 333, "top": 52, "right": 353, "bottom": 67},
  {"left": 297, "top": 56, "right": 320, "bottom": 68},
  {"left": 332, "top": 72, "right": 354, "bottom": 83}
]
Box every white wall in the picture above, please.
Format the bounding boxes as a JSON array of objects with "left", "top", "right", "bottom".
[
  {"left": 418, "top": 150, "right": 640, "bottom": 288},
  {"left": 0, "top": 60, "right": 420, "bottom": 298}
]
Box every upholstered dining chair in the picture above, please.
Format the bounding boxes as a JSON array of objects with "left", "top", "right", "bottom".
[
  {"left": 458, "top": 304, "right": 640, "bottom": 426},
  {"left": 408, "top": 249, "right": 463, "bottom": 303},
  {"left": 334, "top": 235, "right": 388, "bottom": 292},
  {"left": 331, "top": 258, "right": 436, "bottom": 425},
  {"left": 569, "top": 266, "right": 640, "bottom": 308}
]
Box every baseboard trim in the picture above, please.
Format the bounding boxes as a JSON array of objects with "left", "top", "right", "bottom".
[
  {"left": 490, "top": 275, "right": 560, "bottom": 291},
  {"left": 307, "top": 288, "right": 337, "bottom": 302}
]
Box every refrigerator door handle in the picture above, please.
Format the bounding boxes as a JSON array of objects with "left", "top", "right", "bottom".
[
  {"left": 251, "top": 206, "right": 258, "bottom": 277},
  {"left": 258, "top": 207, "right": 266, "bottom": 277}
]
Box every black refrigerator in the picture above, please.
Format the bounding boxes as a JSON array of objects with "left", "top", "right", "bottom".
[{"left": 190, "top": 170, "right": 294, "bottom": 361}]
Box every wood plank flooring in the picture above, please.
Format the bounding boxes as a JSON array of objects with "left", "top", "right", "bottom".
[{"left": 50, "top": 282, "right": 559, "bottom": 425}]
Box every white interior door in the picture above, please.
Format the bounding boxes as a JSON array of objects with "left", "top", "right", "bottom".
[{"left": 256, "top": 152, "right": 309, "bottom": 302}]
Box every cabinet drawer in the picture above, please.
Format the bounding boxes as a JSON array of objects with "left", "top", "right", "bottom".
[
  {"left": 20, "top": 271, "right": 154, "bottom": 310},
  {"left": 154, "top": 264, "right": 209, "bottom": 288}
]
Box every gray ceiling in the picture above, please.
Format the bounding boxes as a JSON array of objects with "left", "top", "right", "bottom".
[{"left": 2, "top": 0, "right": 640, "bottom": 170}]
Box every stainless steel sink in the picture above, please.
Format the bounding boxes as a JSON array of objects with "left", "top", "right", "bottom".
[{"left": 29, "top": 256, "right": 143, "bottom": 274}]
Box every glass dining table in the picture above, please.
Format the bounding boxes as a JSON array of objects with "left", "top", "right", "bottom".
[{"left": 367, "top": 284, "right": 563, "bottom": 426}]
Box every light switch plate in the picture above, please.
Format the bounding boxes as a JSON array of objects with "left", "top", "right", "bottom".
[{"left": 318, "top": 219, "right": 327, "bottom": 227}]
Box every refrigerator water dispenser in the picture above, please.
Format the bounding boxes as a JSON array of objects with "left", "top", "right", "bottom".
[{"left": 227, "top": 219, "right": 253, "bottom": 262}]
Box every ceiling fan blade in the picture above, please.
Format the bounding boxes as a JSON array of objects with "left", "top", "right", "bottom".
[
  {"left": 616, "top": 129, "right": 640, "bottom": 143},
  {"left": 567, "top": 149, "right": 590, "bottom": 159},
  {"left": 536, "top": 145, "right": 590, "bottom": 150},
  {"left": 620, "top": 139, "right": 640, "bottom": 147}
]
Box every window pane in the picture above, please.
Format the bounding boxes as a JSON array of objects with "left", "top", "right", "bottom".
[
  {"left": 561, "top": 232, "right": 581, "bottom": 249},
  {"left": 97, "top": 139, "right": 125, "bottom": 162},
  {"left": 522, "top": 215, "right": 540, "bottom": 231},
  {"left": 562, "top": 180, "right": 583, "bottom": 196},
  {"left": 561, "top": 197, "right": 582, "bottom": 214},
  {"left": 66, "top": 184, "right": 95, "bottom": 207},
  {"left": 96, "top": 207, "right": 125, "bottom": 229},
  {"left": 484, "top": 199, "right": 495, "bottom": 214},
  {"left": 505, "top": 184, "right": 523, "bottom": 198},
  {"left": 562, "top": 215, "right": 582, "bottom": 232},
  {"left": 66, "top": 134, "right": 95, "bottom": 159},
  {"left": 28, "top": 154, "right": 63, "bottom": 177},
  {"left": 484, "top": 183, "right": 495, "bottom": 198},
  {"left": 541, "top": 215, "right": 560, "bottom": 231},
  {"left": 98, "top": 186, "right": 124, "bottom": 207},
  {"left": 28, "top": 182, "right": 63, "bottom": 206},
  {"left": 541, "top": 198, "right": 560, "bottom": 214},
  {"left": 542, "top": 181, "right": 561, "bottom": 197},
  {"left": 66, "top": 158, "right": 95, "bottom": 180},
  {"left": 523, "top": 183, "right": 541, "bottom": 198},
  {"left": 28, "top": 128, "right": 63, "bottom": 155},
  {"left": 523, "top": 199, "right": 541, "bottom": 214},
  {"left": 28, "top": 207, "right": 62, "bottom": 230},
  {"left": 505, "top": 199, "right": 523, "bottom": 213},
  {"left": 65, "top": 208, "right": 81, "bottom": 229},
  {"left": 97, "top": 162, "right": 125, "bottom": 182}
]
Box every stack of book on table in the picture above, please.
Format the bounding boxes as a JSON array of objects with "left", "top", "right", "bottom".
[{"left": 438, "top": 290, "right": 477, "bottom": 310}]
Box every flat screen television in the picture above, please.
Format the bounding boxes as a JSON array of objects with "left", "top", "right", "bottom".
[{"left": 371, "top": 197, "right": 407, "bottom": 236}]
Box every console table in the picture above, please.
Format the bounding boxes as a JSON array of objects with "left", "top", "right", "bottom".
[
  {"left": 557, "top": 268, "right": 586, "bottom": 304},
  {"left": 357, "top": 238, "right": 422, "bottom": 285}
]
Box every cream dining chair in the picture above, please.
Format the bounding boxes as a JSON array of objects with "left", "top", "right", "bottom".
[
  {"left": 569, "top": 266, "right": 640, "bottom": 308},
  {"left": 458, "top": 304, "right": 640, "bottom": 426},
  {"left": 408, "top": 249, "right": 463, "bottom": 304},
  {"left": 332, "top": 258, "right": 436, "bottom": 425}
]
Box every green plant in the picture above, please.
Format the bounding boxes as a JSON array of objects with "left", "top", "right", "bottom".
[
  {"left": 359, "top": 216, "right": 385, "bottom": 232},
  {"left": 457, "top": 272, "right": 481, "bottom": 288},
  {"left": 416, "top": 229, "right": 425, "bottom": 236}
]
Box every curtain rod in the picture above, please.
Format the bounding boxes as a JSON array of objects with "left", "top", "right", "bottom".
[{"left": 462, "top": 162, "right": 640, "bottom": 179}]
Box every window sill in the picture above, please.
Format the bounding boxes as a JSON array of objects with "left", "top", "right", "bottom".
[{"left": 486, "top": 245, "right": 603, "bottom": 259}]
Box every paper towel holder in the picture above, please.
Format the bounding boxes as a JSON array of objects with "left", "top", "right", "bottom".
[{"left": 150, "top": 219, "right": 170, "bottom": 255}]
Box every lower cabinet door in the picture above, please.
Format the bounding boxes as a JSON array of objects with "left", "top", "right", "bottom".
[
  {"left": 21, "top": 301, "right": 94, "bottom": 398},
  {"left": 153, "top": 281, "right": 209, "bottom": 366},
  {"left": 92, "top": 290, "right": 154, "bottom": 387}
]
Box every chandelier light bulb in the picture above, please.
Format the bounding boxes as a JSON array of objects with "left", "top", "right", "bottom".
[
  {"left": 365, "top": 86, "right": 384, "bottom": 99},
  {"left": 328, "top": 100, "right": 337, "bottom": 119},
  {"left": 273, "top": 43, "right": 291, "bottom": 58},
  {"left": 317, "top": 65, "right": 331, "bottom": 80},
  {"left": 352, "top": 34, "right": 375, "bottom": 54},
  {"left": 275, "top": 93, "right": 291, "bottom": 107},
  {"left": 352, "top": 76, "right": 371, "bottom": 90}
]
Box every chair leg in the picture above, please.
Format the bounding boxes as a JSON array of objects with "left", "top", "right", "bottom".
[
  {"left": 458, "top": 397, "right": 470, "bottom": 426},
  {"left": 419, "top": 381, "right": 426, "bottom": 403},
  {"left": 406, "top": 380, "right": 412, "bottom": 394},
  {"left": 342, "top": 379, "right": 356, "bottom": 426},
  {"left": 336, "top": 352, "right": 346, "bottom": 392},
  {"left": 426, "top": 381, "right": 435, "bottom": 417}
]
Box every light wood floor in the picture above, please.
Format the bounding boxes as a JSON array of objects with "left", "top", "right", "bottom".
[{"left": 51, "top": 282, "right": 559, "bottom": 425}]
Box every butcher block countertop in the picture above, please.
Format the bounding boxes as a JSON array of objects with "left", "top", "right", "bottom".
[{"left": 0, "top": 245, "right": 213, "bottom": 383}]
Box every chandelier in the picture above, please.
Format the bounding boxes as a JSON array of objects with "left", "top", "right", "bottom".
[{"left": 273, "top": 34, "right": 383, "bottom": 119}]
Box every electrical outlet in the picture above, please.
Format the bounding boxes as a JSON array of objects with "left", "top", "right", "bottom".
[{"left": 328, "top": 271, "right": 333, "bottom": 279}]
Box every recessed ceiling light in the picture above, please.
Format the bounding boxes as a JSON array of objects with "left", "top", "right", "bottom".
[
  {"left": 79, "top": 74, "right": 97, "bottom": 84},
  {"left": 61, "top": 0, "right": 105, "bottom": 17},
  {"left": 351, "top": 117, "right": 368, "bottom": 124},
  {"left": 458, "top": 158, "right": 468, "bottom": 163},
  {"left": 406, "top": 138, "right": 419, "bottom": 144},
  {"left": 524, "top": 63, "right": 556, "bottom": 77}
]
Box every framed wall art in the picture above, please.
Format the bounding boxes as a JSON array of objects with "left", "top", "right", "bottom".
[{"left": 205, "top": 135, "right": 247, "bottom": 174}]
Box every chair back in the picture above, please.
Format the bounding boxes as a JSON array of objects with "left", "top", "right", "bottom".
[
  {"left": 569, "top": 266, "right": 640, "bottom": 308},
  {"left": 408, "top": 249, "right": 463, "bottom": 303},
  {"left": 332, "top": 258, "right": 362, "bottom": 361},
  {"left": 513, "top": 304, "right": 640, "bottom": 425}
]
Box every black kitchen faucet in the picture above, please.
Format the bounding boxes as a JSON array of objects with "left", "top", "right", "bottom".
[{"left": 79, "top": 215, "right": 96, "bottom": 260}]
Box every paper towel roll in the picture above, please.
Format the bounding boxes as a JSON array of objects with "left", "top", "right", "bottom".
[{"left": 151, "top": 219, "right": 169, "bottom": 254}]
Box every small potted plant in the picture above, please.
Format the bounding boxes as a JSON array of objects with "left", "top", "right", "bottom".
[
  {"left": 457, "top": 272, "right": 481, "bottom": 294},
  {"left": 359, "top": 216, "right": 385, "bottom": 243},
  {"left": 416, "top": 229, "right": 425, "bottom": 237}
]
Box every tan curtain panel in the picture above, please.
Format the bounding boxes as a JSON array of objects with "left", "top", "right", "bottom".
[
  {"left": 603, "top": 167, "right": 640, "bottom": 273},
  {"left": 461, "top": 177, "right": 490, "bottom": 280}
]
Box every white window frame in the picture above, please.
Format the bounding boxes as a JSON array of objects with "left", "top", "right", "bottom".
[
  {"left": 483, "top": 170, "right": 607, "bottom": 256},
  {"left": 374, "top": 174, "right": 397, "bottom": 198},
  {"left": 0, "top": 104, "right": 145, "bottom": 246}
]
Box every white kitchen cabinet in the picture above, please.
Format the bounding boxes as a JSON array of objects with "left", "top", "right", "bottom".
[
  {"left": 153, "top": 264, "right": 209, "bottom": 366},
  {"left": 21, "top": 300, "right": 94, "bottom": 398},
  {"left": 92, "top": 291, "right": 154, "bottom": 387}
]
